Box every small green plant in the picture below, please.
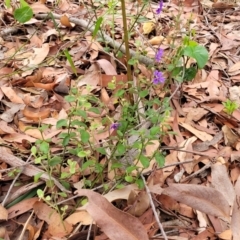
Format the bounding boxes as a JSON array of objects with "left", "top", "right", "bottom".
[
  {"left": 5, "top": 0, "right": 33, "bottom": 23},
  {"left": 223, "top": 99, "right": 238, "bottom": 115}
]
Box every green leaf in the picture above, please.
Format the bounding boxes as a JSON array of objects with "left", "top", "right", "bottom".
[
  {"left": 150, "top": 126, "right": 160, "bottom": 136},
  {"left": 139, "top": 89, "right": 149, "bottom": 98},
  {"left": 34, "top": 172, "right": 43, "bottom": 182},
  {"left": 88, "top": 107, "right": 100, "bottom": 114},
  {"left": 155, "top": 152, "right": 165, "bottom": 167},
  {"left": 37, "top": 189, "right": 44, "bottom": 199},
  {"left": 139, "top": 155, "right": 149, "bottom": 168},
  {"left": 14, "top": 6, "right": 33, "bottom": 23},
  {"left": 125, "top": 175, "right": 134, "bottom": 182},
  {"left": 80, "top": 129, "right": 90, "bottom": 143},
  {"left": 183, "top": 45, "right": 208, "bottom": 69},
  {"left": 111, "top": 162, "right": 123, "bottom": 169},
  {"left": 65, "top": 95, "right": 76, "bottom": 102},
  {"left": 63, "top": 135, "right": 70, "bottom": 146},
  {"left": 20, "top": 0, "right": 29, "bottom": 7},
  {"left": 40, "top": 141, "right": 49, "bottom": 154},
  {"left": 5, "top": 0, "right": 11, "bottom": 8},
  {"left": 56, "top": 119, "right": 68, "bottom": 128},
  {"left": 96, "top": 147, "right": 106, "bottom": 154},
  {"left": 60, "top": 180, "right": 70, "bottom": 189},
  {"left": 31, "top": 146, "right": 37, "bottom": 155},
  {"left": 92, "top": 17, "right": 103, "bottom": 38},
  {"left": 135, "top": 178, "right": 144, "bottom": 189},
  {"left": 184, "top": 67, "right": 197, "bottom": 81},
  {"left": 74, "top": 109, "right": 87, "bottom": 119},
  {"left": 116, "top": 143, "right": 126, "bottom": 155},
  {"left": 128, "top": 58, "right": 138, "bottom": 65},
  {"left": 49, "top": 156, "right": 62, "bottom": 166},
  {"left": 64, "top": 50, "right": 77, "bottom": 76}
]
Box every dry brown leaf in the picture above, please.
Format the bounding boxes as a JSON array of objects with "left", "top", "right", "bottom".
[
  {"left": 178, "top": 136, "right": 197, "bottom": 174},
  {"left": 30, "top": 2, "right": 51, "bottom": 13},
  {"left": 218, "top": 229, "right": 232, "bottom": 240},
  {"left": 148, "top": 36, "right": 165, "bottom": 45},
  {"left": 222, "top": 125, "right": 239, "bottom": 148},
  {"left": 60, "top": 15, "right": 74, "bottom": 28},
  {"left": 231, "top": 176, "right": 240, "bottom": 240},
  {"left": 33, "top": 201, "right": 73, "bottom": 237},
  {"left": 180, "top": 122, "right": 213, "bottom": 141},
  {"left": 26, "top": 43, "right": 49, "bottom": 66},
  {"left": 127, "top": 191, "right": 150, "bottom": 217},
  {"left": 1, "top": 87, "right": 24, "bottom": 104},
  {"left": 142, "top": 22, "right": 155, "bottom": 34},
  {"left": 23, "top": 106, "right": 50, "bottom": 122},
  {"left": 65, "top": 210, "right": 93, "bottom": 225},
  {"left": 8, "top": 198, "right": 39, "bottom": 219},
  {"left": 96, "top": 59, "right": 117, "bottom": 75},
  {"left": 211, "top": 164, "right": 235, "bottom": 206},
  {"left": 0, "top": 204, "right": 8, "bottom": 220},
  {"left": 77, "top": 63, "right": 101, "bottom": 87},
  {"left": 229, "top": 62, "right": 240, "bottom": 73},
  {"left": 76, "top": 189, "right": 149, "bottom": 240},
  {"left": 162, "top": 184, "right": 230, "bottom": 219}
]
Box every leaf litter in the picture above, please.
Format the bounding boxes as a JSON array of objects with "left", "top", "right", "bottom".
[{"left": 1, "top": 0, "right": 240, "bottom": 239}]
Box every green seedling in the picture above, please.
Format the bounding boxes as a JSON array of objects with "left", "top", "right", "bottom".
[{"left": 223, "top": 99, "right": 238, "bottom": 115}]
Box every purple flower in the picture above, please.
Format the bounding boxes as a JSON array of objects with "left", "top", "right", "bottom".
[
  {"left": 111, "top": 123, "right": 120, "bottom": 130},
  {"left": 155, "top": 48, "right": 164, "bottom": 62},
  {"left": 153, "top": 70, "right": 165, "bottom": 84},
  {"left": 156, "top": 0, "right": 163, "bottom": 14}
]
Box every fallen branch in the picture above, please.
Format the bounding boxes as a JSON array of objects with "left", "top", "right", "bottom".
[
  {"left": 35, "top": 13, "right": 155, "bottom": 66},
  {"left": 0, "top": 147, "right": 70, "bottom": 193}
]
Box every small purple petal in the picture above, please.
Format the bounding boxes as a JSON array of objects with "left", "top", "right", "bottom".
[
  {"left": 156, "top": 0, "right": 163, "bottom": 14},
  {"left": 155, "top": 48, "right": 164, "bottom": 62},
  {"left": 111, "top": 123, "right": 120, "bottom": 130},
  {"left": 153, "top": 70, "right": 165, "bottom": 84}
]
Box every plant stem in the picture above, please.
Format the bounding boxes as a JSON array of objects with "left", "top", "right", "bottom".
[{"left": 120, "top": 0, "right": 132, "bottom": 82}]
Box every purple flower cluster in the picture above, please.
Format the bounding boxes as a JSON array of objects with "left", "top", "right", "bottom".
[
  {"left": 156, "top": 0, "right": 163, "bottom": 15},
  {"left": 110, "top": 123, "right": 120, "bottom": 130},
  {"left": 155, "top": 48, "right": 164, "bottom": 62},
  {"left": 153, "top": 70, "right": 165, "bottom": 84}
]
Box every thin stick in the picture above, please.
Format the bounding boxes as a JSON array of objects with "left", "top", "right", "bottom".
[
  {"left": 87, "top": 221, "right": 93, "bottom": 240},
  {"left": 35, "top": 13, "right": 154, "bottom": 66},
  {"left": 141, "top": 174, "right": 168, "bottom": 240},
  {"left": 1, "top": 166, "right": 24, "bottom": 207},
  {"left": 1, "top": 153, "right": 32, "bottom": 207},
  {"left": 19, "top": 211, "right": 34, "bottom": 240}
]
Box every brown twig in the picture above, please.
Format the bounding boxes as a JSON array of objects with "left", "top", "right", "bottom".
[
  {"left": 35, "top": 13, "right": 155, "bottom": 66},
  {"left": 141, "top": 174, "right": 168, "bottom": 240}
]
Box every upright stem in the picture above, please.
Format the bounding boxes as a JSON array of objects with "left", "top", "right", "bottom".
[{"left": 120, "top": 0, "right": 132, "bottom": 82}]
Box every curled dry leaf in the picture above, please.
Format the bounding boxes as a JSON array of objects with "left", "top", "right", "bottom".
[
  {"left": 23, "top": 106, "right": 50, "bottom": 122},
  {"left": 76, "top": 189, "right": 149, "bottom": 240},
  {"left": 60, "top": 15, "right": 75, "bottom": 28},
  {"left": 162, "top": 184, "right": 230, "bottom": 219}
]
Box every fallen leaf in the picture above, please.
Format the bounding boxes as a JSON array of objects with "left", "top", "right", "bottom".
[
  {"left": 76, "top": 189, "right": 149, "bottom": 240},
  {"left": 211, "top": 164, "right": 235, "bottom": 206},
  {"left": 0, "top": 204, "right": 8, "bottom": 220},
  {"left": 231, "top": 176, "right": 240, "bottom": 240},
  {"left": 162, "top": 184, "right": 230, "bottom": 219},
  {"left": 33, "top": 201, "right": 72, "bottom": 237}
]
